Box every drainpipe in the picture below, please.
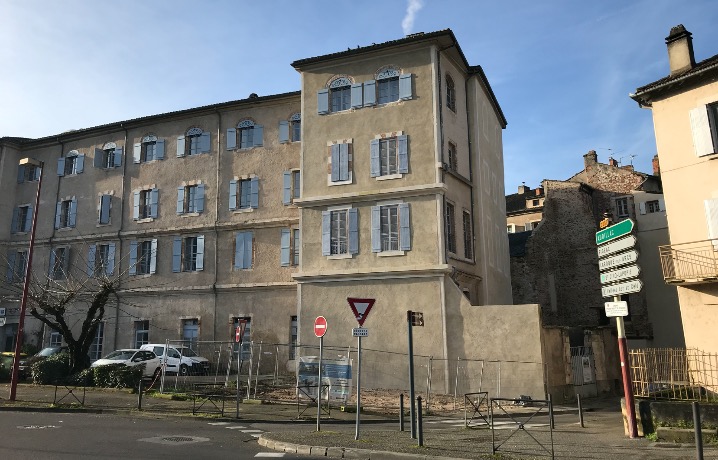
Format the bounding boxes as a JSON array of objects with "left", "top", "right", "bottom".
[
  {"left": 464, "top": 75, "right": 478, "bottom": 293},
  {"left": 212, "top": 109, "right": 222, "bottom": 341},
  {"left": 114, "top": 124, "right": 129, "bottom": 351}
]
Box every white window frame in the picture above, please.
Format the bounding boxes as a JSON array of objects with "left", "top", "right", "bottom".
[
  {"left": 616, "top": 197, "right": 630, "bottom": 218},
  {"left": 327, "top": 205, "right": 352, "bottom": 259},
  {"left": 134, "top": 320, "right": 150, "bottom": 348},
  {"left": 136, "top": 240, "right": 154, "bottom": 275},
  {"left": 327, "top": 139, "right": 353, "bottom": 186},
  {"left": 446, "top": 202, "right": 456, "bottom": 254}
]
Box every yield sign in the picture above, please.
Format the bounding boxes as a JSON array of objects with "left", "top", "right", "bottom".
[{"left": 347, "top": 298, "right": 375, "bottom": 327}]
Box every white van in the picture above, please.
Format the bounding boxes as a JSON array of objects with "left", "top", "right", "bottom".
[{"left": 139, "top": 344, "right": 210, "bottom": 376}]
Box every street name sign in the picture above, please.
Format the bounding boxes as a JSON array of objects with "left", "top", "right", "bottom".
[
  {"left": 596, "top": 219, "right": 635, "bottom": 245},
  {"left": 597, "top": 235, "right": 637, "bottom": 258},
  {"left": 601, "top": 265, "right": 641, "bottom": 284},
  {"left": 598, "top": 250, "right": 639, "bottom": 271},
  {"left": 314, "top": 316, "right": 328, "bottom": 338},
  {"left": 352, "top": 327, "right": 368, "bottom": 337},
  {"left": 347, "top": 298, "right": 375, "bottom": 326},
  {"left": 604, "top": 301, "right": 629, "bottom": 317},
  {"left": 601, "top": 279, "right": 643, "bottom": 298}
]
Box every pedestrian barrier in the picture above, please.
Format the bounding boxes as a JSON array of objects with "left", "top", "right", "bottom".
[
  {"left": 490, "top": 397, "right": 554, "bottom": 460},
  {"left": 53, "top": 377, "right": 86, "bottom": 406},
  {"left": 296, "top": 383, "right": 330, "bottom": 418},
  {"left": 464, "top": 391, "right": 489, "bottom": 428},
  {"left": 191, "top": 383, "right": 230, "bottom": 416}
]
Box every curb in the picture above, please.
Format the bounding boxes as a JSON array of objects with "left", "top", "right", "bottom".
[{"left": 0, "top": 406, "right": 103, "bottom": 414}]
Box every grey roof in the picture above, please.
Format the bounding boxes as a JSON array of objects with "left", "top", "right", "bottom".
[{"left": 631, "top": 52, "right": 718, "bottom": 106}]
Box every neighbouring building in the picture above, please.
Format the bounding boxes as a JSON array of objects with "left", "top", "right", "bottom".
[
  {"left": 631, "top": 25, "right": 718, "bottom": 354},
  {"left": 0, "top": 30, "right": 516, "bottom": 391}
]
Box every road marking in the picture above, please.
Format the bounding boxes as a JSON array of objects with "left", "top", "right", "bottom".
[
  {"left": 251, "top": 434, "right": 262, "bottom": 438},
  {"left": 255, "top": 454, "right": 284, "bottom": 457},
  {"left": 225, "top": 425, "right": 248, "bottom": 429},
  {"left": 207, "top": 422, "right": 230, "bottom": 426},
  {"left": 241, "top": 429, "right": 263, "bottom": 433}
]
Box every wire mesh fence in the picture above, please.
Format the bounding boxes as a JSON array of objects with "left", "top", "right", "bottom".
[{"left": 630, "top": 347, "right": 718, "bottom": 401}]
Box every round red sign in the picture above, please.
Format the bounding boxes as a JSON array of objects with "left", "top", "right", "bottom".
[{"left": 314, "top": 316, "right": 328, "bottom": 338}]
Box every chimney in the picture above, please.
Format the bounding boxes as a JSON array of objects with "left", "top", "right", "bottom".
[
  {"left": 652, "top": 154, "right": 661, "bottom": 176},
  {"left": 584, "top": 150, "right": 598, "bottom": 168},
  {"left": 608, "top": 157, "right": 619, "bottom": 167},
  {"left": 666, "top": 25, "right": 696, "bottom": 76},
  {"left": 518, "top": 183, "right": 529, "bottom": 194},
  {"left": 535, "top": 187, "right": 544, "bottom": 196}
]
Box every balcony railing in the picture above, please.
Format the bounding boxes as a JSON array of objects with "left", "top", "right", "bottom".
[{"left": 659, "top": 239, "right": 718, "bottom": 284}]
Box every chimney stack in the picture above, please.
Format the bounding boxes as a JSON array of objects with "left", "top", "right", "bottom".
[
  {"left": 666, "top": 25, "right": 696, "bottom": 76},
  {"left": 608, "top": 157, "right": 618, "bottom": 167},
  {"left": 518, "top": 183, "right": 529, "bottom": 194},
  {"left": 535, "top": 187, "right": 544, "bottom": 196},
  {"left": 652, "top": 154, "right": 661, "bottom": 176},
  {"left": 584, "top": 150, "right": 598, "bottom": 168}
]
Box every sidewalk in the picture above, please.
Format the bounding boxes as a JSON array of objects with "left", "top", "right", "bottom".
[{"left": 1, "top": 383, "right": 715, "bottom": 459}]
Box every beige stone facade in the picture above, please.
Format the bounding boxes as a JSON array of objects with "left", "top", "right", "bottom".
[
  {"left": 0, "top": 31, "right": 512, "bottom": 387},
  {"left": 631, "top": 25, "right": 718, "bottom": 353}
]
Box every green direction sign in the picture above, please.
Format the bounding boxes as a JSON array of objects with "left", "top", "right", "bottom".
[{"left": 596, "top": 219, "right": 634, "bottom": 245}]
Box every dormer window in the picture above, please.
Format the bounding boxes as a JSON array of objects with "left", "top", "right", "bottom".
[{"left": 330, "top": 77, "right": 352, "bottom": 112}]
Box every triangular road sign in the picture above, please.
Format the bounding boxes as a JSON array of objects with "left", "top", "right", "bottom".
[{"left": 347, "top": 298, "right": 375, "bottom": 326}]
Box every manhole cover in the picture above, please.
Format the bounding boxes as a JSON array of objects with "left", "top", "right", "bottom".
[
  {"left": 17, "top": 425, "right": 59, "bottom": 429},
  {"left": 162, "top": 436, "right": 195, "bottom": 442},
  {"left": 139, "top": 435, "right": 210, "bottom": 445}
]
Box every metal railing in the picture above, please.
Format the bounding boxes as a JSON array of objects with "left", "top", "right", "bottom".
[
  {"left": 630, "top": 348, "right": 718, "bottom": 401},
  {"left": 659, "top": 239, "right": 718, "bottom": 284}
]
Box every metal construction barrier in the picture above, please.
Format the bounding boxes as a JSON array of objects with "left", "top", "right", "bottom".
[
  {"left": 464, "top": 391, "right": 489, "bottom": 428},
  {"left": 296, "top": 384, "right": 330, "bottom": 418},
  {"left": 53, "top": 377, "right": 87, "bottom": 406},
  {"left": 490, "top": 397, "right": 554, "bottom": 460},
  {"left": 191, "top": 383, "right": 230, "bottom": 416}
]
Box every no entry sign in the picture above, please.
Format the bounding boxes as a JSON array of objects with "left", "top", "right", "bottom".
[{"left": 314, "top": 316, "right": 328, "bottom": 338}]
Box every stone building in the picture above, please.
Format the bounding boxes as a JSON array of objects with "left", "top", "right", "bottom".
[
  {"left": 631, "top": 25, "right": 718, "bottom": 354},
  {"left": 0, "top": 30, "right": 513, "bottom": 389}
]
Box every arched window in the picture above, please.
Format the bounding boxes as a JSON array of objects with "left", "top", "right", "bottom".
[
  {"left": 446, "top": 75, "right": 456, "bottom": 112},
  {"left": 289, "top": 113, "right": 301, "bottom": 142},
  {"left": 238, "top": 120, "right": 256, "bottom": 149},
  {"left": 186, "top": 127, "right": 204, "bottom": 156},
  {"left": 329, "top": 76, "right": 352, "bottom": 112},
  {"left": 376, "top": 66, "right": 400, "bottom": 104}
]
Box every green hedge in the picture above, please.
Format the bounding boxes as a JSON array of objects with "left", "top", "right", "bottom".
[
  {"left": 91, "top": 363, "right": 144, "bottom": 389},
  {"left": 31, "top": 352, "right": 70, "bottom": 384}
]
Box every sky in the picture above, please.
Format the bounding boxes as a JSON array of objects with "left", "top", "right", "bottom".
[{"left": 1, "top": 0, "right": 716, "bottom": 194}]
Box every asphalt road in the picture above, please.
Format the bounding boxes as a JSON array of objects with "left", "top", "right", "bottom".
[{"left": 0, "top": 411, "right": 322, "bottom": 460}]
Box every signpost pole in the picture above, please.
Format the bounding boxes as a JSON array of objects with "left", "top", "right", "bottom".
[
  {"left": 355, "top": 334, "right": 362, "bottom": 440},
  {"left": 407, "top": 310, "right": 416, "bottom": 439},
  {"left": 615, "top": 299, "right": 638, "bottom": 438},
  {"left": 236, "top": 334, "right": 241, "bottom": 419},
  {"left": 317, "top": 335, "right": 323, "bottom": 432}
]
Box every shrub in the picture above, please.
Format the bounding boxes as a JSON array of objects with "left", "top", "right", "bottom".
[
  {"left": 31, "top": 352, "right": 70, "bottom": 384},
  {"left": 0, "top": 365, "right": 10, "bottom": 382},
  {"left": 92, "top": 363, "right": 144, "bottom": 389},
  {"left": 68, "top": 368, "right": 94, "bottom": 386}
]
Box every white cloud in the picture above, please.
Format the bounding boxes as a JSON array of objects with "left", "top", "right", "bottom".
[{"left": 401, "top": 0, "right": 424, "bottom": 35}]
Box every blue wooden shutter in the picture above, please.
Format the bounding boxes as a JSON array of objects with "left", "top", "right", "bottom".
[
  {"left": 280, "top": 229, "right": 291, "bottom": 266},
  {"left": 87, "top": 245, "right": 96, "bottom": 276},
  {"left": 17, "top": 165, "right": 25, "bottom": 183},
  {"left": 48, "top": 249, "right": 56, "bottom": 277},
  {"left": 24, "top": 206, "right": 33, "bottom": 232},
  {"left": 106, "top": 243, "right": 116, "bottom": 275},
  {"left": 176, "top": 186, "right": 185, "bottom": 214},
  {"left": 253, "top": 125, "right": 263, "bottom": 147},
  {"left": 317, "top": 89, "right": 329, "bottom": 115},
  {"left": 133, "top": 191, "right": 140, "bottom": 220},
  {"left": 243, "top": 232, "right": 253, "bottom": 268},
  {"left": 282, "top": 171, "right": 292, "bottom": 205},
  {"left": 172, "top": 237, "right": 182, "bottom": 273},
  {"left": 69, "top": 198, "right": 77, "bottom": 227},
  {"left": 398, "top": 135, "right": 409, "bottom": 174},
  {"left": 351, "top": 83, "right": 363, "bottom": 108},
  {"left": 200, "top": 132, "right": 211, "bottom": 153},
  {"left": 234, "top": 232, "right": 244, "bottom": 269},
  {"left": 399, "top": 203, "right": 411, "bottom": 251},
  {"left": 129, "top": 241, "right": 138, "bottom": 275},
  {"left": 99, "top": 195, "right": 111, "bottom": 224},
  {"left": 133, "top": 143, "right": 142, "bottom": 163},
  {"left": 57, "top": 157, "right": 65, "bottom": 176},
  {"left": 371, "top": 206, "right": 381, "bottom": 252},
  {"left": 330, "top": 144, "right": 340, "bottom": 182},
  {"left": 370, "top": 139, "right": 380, "bottom": 177},
  {"left": 94, "top": 148, "right": 104, "bottom": 168},
  {"left": 176, "top": 136, "right": 186, "bottom": 157},
  {"left": 114, "top": 147, "right": 123, "bottom": 167},
  {"left": 150, "top": 188, "right": 159, "bottom": 218},
  {"left": 55, "top": 202, "right": 62, "bottom": 229},
  {"left": 11, "top": 208, "right": 19, "bottom": 233},
  {"left": 279, "top": 121, "right": 289, "bottom": 143},
  {"left": 155, "top": 139, "right": 165, "bottom": 160},
  {"left": 339, "top": 143, "right": 349, "bottom": 181},
  {"left": 226, "top": 128, "right": 237, "bottom": 150},
  {"left": 399, "top": 74, "right": 413, "bottom": 100},
  {"left": 196, "top": 235, "right": 204, "bottom": 271},
  {"left": 348, "top": 208, "right": 359, "bottom": 255},
  {"left": 250, "top": 177, "right": 259, "bottom": 209},
  {"left": 150, "top": 239, "right": 158, "bottom": 274},
  {"left": 62, "top": 247, "right": 70, "bottom": 273},
  {"left": 321, "top": 211, "right": 331, "bottom": 256},
  {"left": 229, "top": 180, "right": 238, "bottom": 210},
  {"left": 6, "top": 251, "right": 16, "bottom": 282},
  {"left": 76, "top": 154, "right": 85, "bottom": 173},
  {"left": 196, "top": 184, "right": 205, "bottom": 213},
  {"left": 363, "top": 80, "right": 376, "bottom": 107}
]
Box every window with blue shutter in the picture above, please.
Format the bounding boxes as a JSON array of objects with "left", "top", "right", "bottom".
[
  {"left": 371, "top": 203, "right": 410, "bottom": 253},
  {"left": 129, "top": 241, "right": 138, "bottom": 275},
  {"left": 150, "top": 239, "right": 158, "bottom": 274},
  {"left": 55, "top": 202, "right": 62, "bottom": 229},
  {"left": 351, "top": 83, "right": 363, "bottom": 108},
  {"left": 348, "top": 208, "right": 358, "bottom": 254},
  {"left": 114, "top": 147, "right": 123, "bottom": 167},
  {"left": 371, "top": 206, "right": 382, "bottom": 252},
  {"left": 177, "top": 186, "right": 185, "bottom": 214},
  {"left": 399, "top": 203, "right": 411, "bottom": 251},
  {"left": 68, "top": 198, "right": 77, "bottom": 227},
  {"left": 229, "top": 180, "right": 238, "bottom": 210},
  {"left": 150, "top": 188, "right": 159, "bottom": 218},
  {"left": 172, "top": 237, "right": 182, "bottom": 273},
  {"left": 87, "top": 245, "right": 96, "bottom": 276},
  {"left": 133, "top": 191, "right": 140, "bottom": 219},
  {"left": 330, "top": 145, "right": 340, "bottom": 182},
  {"left": 17, "top": 164, "right": 25, "bottom": 184},
  {"left": 283, "top": 171, "right": 292, "bottom": 205},
  {"left": 155, "top": 139, "right": 165, "bottom": 160},
  {"left": 200, "top": 132, "right": 211, "bottom": 153},
  {"left": 99, "top": 195, "right": 111, "bottom": 224},
  {"left": 106, "top": 243, "right": 116, "bottom": 276},
  {"left": 317, "top": 89, "right": 329, "bottom": 115},
  {"left": 370, "top": 140, "right": 380, "bottom": 177},
  {"left": 76, "top": 154, "right": 85, "bottom": 173},
  {"left": 279, "top": 121, "right": 289, "bottom": 144},
  {"left": 6, "top": 251, "right": 16, "bottom": 282},
  {"left": 133, "top": 143, "right": 142, "bottom": 163},
  {"left": 250, "top": 177, "right": 259, "bottom": 209},
  {"left": 253, "top": 125, "right": 263, "bottom": 147},
  {"left": 321, "top": 211, "right": 331, "bottom": 256},
  {"left": 94, "top": 148, "right": 104, "bottom": 168},
  {"left": 57, "top": 157, "right": 65, "bottom": 176},
  {"left": 339, "top": 144, "right": 349, "bottom": 181},
  {"left": 397, "top": 135, "right": 408, "bottom": 174},
  {"left": 195, "top": 235, "right": 204, "bottom": 271},
  {"left": 177, "top": 136, "right": 186, "bottom": 157},
  {"left": 363, "top": 80, "right": 376, "bottom": 107},
  {"left": 226, "top": 128, "right": 237, "bottom": 150},
  {"left": 195, "top": 184, "right": 205, "bottom": 213},
  {"left": 399, "top": 74, "right": 413, "bottom": 100},
  {"left": 324, "top": 208, "right": 353, "bottom": 256},
  {"left": 10, "top": 208, "right": 19, "bottom": 233},
  {"left": 280, "top": 229, "right": 291, "bottom": 266},
  {"left": 234, "top": 231, "right": 253, "bottom": 269}
]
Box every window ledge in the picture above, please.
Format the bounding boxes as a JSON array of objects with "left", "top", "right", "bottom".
[
  {"left": 96, "top": 223, "right": 112, "bottom": 228},
  {"left": 180, "top": 212, "right": 201, "bottom": 218},
  {"left": 376, "top": 174, "right": 403, "bottom": 181},
  {"left": 377, "top": 250, "right": 406, "bottom": 257},
  {"left": 135, "top": 218, "right": 155, "bottom": 223},
  {"left": 328, "top": 178, "right": 353, "bottom": 186},
  {"left": 232, "top": 208, "right": 255, "bottom": 214},
  {"left": 328, "top": 253, "right": 353, "bottom": 260},
  {"left": 132, "top": 273, "right": 154, "bottom": 278},
  {"left": 234, "top": 267, "right": 253, "bottom": 271},
  {"left": 13, "top": 231, "right": 29, "bottom": 236},
  {"left": 56, "top": 227, "right": 74, "bottom": 232}
]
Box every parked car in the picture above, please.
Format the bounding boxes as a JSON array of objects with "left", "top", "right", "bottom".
[
  {"left": 139, "top": 344, "right": 210, "bottom": 376},
  {"left": 0, "top": 352, "right": 27, "bottom": 380},
  {"left": 90, "top": 349, "right": 161, "bottom": 378},
  {"left": 18, "top": 346, "right": 67, "bottom": 379}
]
